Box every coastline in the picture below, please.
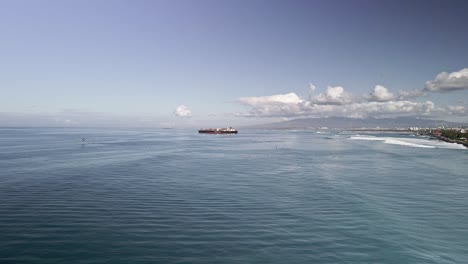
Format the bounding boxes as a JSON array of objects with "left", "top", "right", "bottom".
[
  {"left": 343, "top": 128, "right": 468, "bottom": 149},
  {"left": 436, "top": 136, "right": 468, "bottom": 148}
]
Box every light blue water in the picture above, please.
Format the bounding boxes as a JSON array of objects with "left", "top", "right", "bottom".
[{"left": 0, "top": 128, "right": 467, "bottom": 264}]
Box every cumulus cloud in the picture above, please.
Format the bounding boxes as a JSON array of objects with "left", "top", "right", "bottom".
[
  {"left": 366, "top": 85, "right": 427, "bottom": 102},
  {"left": 238, "top": 70, "right": 468, "bottom": 120},
  {"left": 238, "top": 94, "right": 435, "bottom": 119},
  {"left": 424, "top": 68, "right": 468, "bottom": 92},
  {"left": 174, "top": 105, "right": 192, "bottom": 117},
  {"left": 239, "top": 93, "right": 307, "bottom": 117},
  {"left": 310, "top": 86, "right": 354, "bottom": 105},
  {"left": 237, "top": 82, "right": 443, "bottom": 119},
  {"left": 366, "top": 85, "right": 395, "bottom": 102}
]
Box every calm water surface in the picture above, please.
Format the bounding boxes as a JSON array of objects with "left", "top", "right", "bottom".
[{"left": 0, "top": 128, "right": 467, "bottom": 263}]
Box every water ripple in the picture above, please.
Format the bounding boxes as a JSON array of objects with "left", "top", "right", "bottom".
[{"left": 1, "top": 128, "right": 467, "bottom": 263}]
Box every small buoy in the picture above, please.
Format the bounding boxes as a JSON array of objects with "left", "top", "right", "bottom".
[{"left": 82, "top": 137, "right": 86, "bottom": 142}]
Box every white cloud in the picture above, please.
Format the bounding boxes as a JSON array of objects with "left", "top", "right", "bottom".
[
  {"left": 444, "top": 105, "right": 467, "bottom": 115},
  {"left": 365, "top": 86, "right": 427, "bottom": 101},
  {"left": 396, "top": 89, "right": 427, "bottom": 100},
  {"left": 238, "top": 71, "right": 468, "bottom": 120},
  {"left": 425, "top": 68, "right": 468, "bottom": 92},
  {"left": 239, "top": 93, "right": 307, "bottom": 117},
  {"left": 341, "top": 100, "right": 435, "bottom": 118},
  {"left": 310, "top": 86, "right": 354, "bottom": 105},
  {"left": 308, "top": 83, "right": 316, "bottom": 94},
  {"left": 237, "top": 83, "right": 440, "bottom": 119},
  {"left": 238, "top": 95, "right": 435, "bottom": 119},
  {"left": 239, "top": 92, "right": 304, "bottom": 105},
  {"left": 174, "top": 105, "right": 192, "bottom": 117},
  {"left": 366, "top": 85, "right": 395, "bottom": 102}
]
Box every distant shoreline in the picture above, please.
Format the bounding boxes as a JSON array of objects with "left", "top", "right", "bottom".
[
  {"left": 435, "top": 136, "right": 468, "bottom": 148},
  {"left": 345, "top": 129, "right": 468, "bottom": 148}
]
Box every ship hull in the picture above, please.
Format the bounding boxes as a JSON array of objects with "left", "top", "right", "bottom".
[
  {"left": 198, "top": 127, "right": 238, "bottom": 134},
  {"left": 198, "top": 130, "right": 238, "bottom": 134}
]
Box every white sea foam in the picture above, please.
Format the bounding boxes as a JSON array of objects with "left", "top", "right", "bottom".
[
  {"left": 349, "top": 136, "right": 466, "bottom": 149},
  {"left": 315, "top": 131, "right": 330, "bottom": 134}
]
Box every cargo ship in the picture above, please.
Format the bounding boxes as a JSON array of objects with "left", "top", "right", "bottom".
[{"left": 198, "top": 127, "right": 238, "bottom": 134}]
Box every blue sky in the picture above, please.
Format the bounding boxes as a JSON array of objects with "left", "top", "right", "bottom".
[{"left": 1, "top": 0, "right": 467, "bottom": 127}]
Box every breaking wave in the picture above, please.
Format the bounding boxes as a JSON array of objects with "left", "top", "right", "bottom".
[{"left": 349, "top": 136, "right": 466, "bottom": 149}]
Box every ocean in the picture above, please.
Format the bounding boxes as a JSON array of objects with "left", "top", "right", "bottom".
[{"left": 0, "top": 128, "right": 467, "bottom": 264}]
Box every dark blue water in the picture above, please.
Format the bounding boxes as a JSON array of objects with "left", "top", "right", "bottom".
[{"left": 1, "top": 128, "right": 467, "bottom": 263}]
